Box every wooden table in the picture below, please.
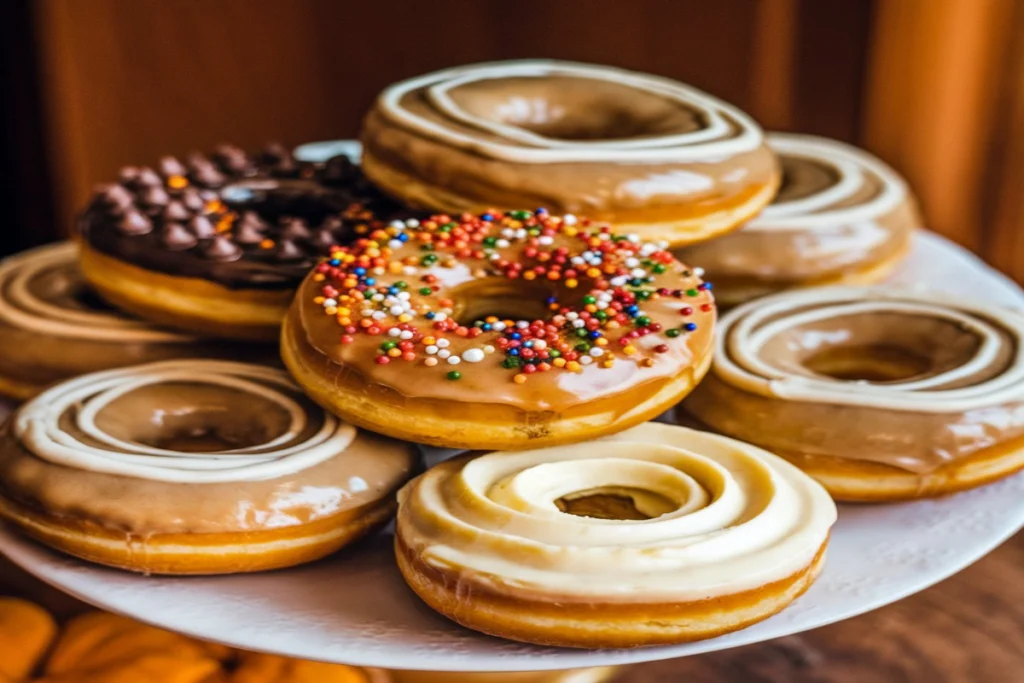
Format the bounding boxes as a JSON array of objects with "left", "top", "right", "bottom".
[{"left": 3, "top": 532, "right": 1020, "bottom": 682}]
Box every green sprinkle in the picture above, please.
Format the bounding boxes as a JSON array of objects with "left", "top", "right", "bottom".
[
  {"left": 421, "top": 254, "right": 438, "bottom": 266},
  {"left": 483, "top": 236, "right": 498, "bottom": 247},
  {"left": 652, "top": 264, "right": 667, "bottom": 274},
  {"left": 447, "top": 371, "right": 462, "bottom": 380},
  {"left": 419, "top": 287, "right": 432, "bottom": 295},
  {"left": 582, "top": 295, "right": 596, "bottom": 305},
  {"left": 666, "top": 328, "right": 682, "bottom": 338},
  {"left": 575, "top": 328, "right": 589, "bottom": 338},
  {"left": 635, "top": 315, "right": 651, "bottom": 327},
  {"left": 395, "top": 281, "right": 408, "bottom": 289},
  {"left": 510, "top": 210, "right": 531, "bottom": 220},
  {"left": 502, "top": 357, "right": 521, "bottom": 369},
  {"left": 575, "top": 342, "right": 590, "bottom": 352},
  {"left": 380, "top": 341, "right": 398, "bottom": 351},
  {"left": 594, "top": 310, "right": 608, "bottom": 321},
  {"left": 549, "top": 349, "right": 562, "bottom": 358},
  {"left": 686, "top": 288, "right": 699, "bottom": 297}
]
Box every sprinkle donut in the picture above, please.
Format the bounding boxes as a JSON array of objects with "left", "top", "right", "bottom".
[{"left": 282, "top": 209, "right": 716, "bottom": 450}]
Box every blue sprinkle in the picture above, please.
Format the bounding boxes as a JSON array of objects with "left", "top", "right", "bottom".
[
  {"left": 354, "top": 267, "right": 366, "bottom": 276},
  {"left": 626, "top": 305, "right": 639, "bottom": 315},
  {"left": 481, "top": 213, "right": 494, "bottom": 222},
  {"left": 364, "top": 278, "right": 376, "bottom": 286},
  {"left": 685, "top": 322, "right": 697, "bottom": 331},
  {"left": 524, "top": 340, "right": 534, "bottom": 348},
  {"left": 546, "top": 296, "right": 557, "bottom": 304},
  {"left": 510, "top": 332, "right": 522, "bottom": 340},
  {"left": 388, "top": 286, "right": 399, "bottom": 295},
  {"left": 535, "top": 208, "right": 548, "bottom": 215},
  {"left": 329, "top": 259, "right": 341, "bottom": 266},
  {"left": 508, "top": 348, "right": 520, "bottom": 356},
  {"left": 700, "top": 282, "right": 713, "bottom": 290},
  {"left": 398, "top": 233, "right": 409, "bottom": 242},
  {"left": 481, "top": 323, "right": 492, "bottom": 331},
  {"left": 588, "top": 330, "right": 602, "bottom": 339},
  {"left": 425, "top": 312, "right": 436, "bottom": 320}
]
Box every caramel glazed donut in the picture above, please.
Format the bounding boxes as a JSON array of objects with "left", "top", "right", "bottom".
[
  {"left": 282, "top": 209, "right": 716, "bottom": 451},
  {"left": 0, "top": 360, "right": 418, "bottom": 575},
  {"left": 681, "top": 287, "right": 1024, "bottom": 501},
  {"left": 360, "top": 60, "right": 779, "bottom": 246},
  {"left": 0, "top": 241, "right": 265, "bottom": 401},
  {"left": 396, "top": 422, "right": 836, "bottom": 648},
  {"left": 675, "top": 133, "right": 921, "bottom": 306},
  {"left": 78, "top": 143, "right": 399, "bottom": 341}
]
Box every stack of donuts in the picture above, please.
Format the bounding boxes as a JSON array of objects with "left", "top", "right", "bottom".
[{"left": 0, "top": 59, "right": 1021, "bottom": 653}]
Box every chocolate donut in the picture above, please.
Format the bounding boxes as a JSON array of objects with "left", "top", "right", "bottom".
[{"left": 78, "top": 144, "right": 400, "bottom": 340}]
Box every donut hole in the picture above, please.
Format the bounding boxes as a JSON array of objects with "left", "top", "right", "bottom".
[
  {"left": 447, "top": 76, "right": 703, "bottom": 141},
  {"left": 91, "top": 382, "right": 292, "bottom": 453},
  {"left": 760, "top": 311, "right": 985, "bottom": 385},
  {"left": 803, "top": 344, "right": 932, "bottom": 382},
  {"left": 556, "top": 486, "right": 677, "bottom": 521},
  {"left": 450, "top": 279, "right": 557, "bottom": 326}
]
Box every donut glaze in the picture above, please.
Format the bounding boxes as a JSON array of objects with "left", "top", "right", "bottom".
[
  {"left": 361, "top": 61, "right": 779, "bottom": 245},
  {"left": 682, "top": 288, "right": 1024, "bottom": 500},
  {"left": 0, "top": 242, "right": 261, "bottom": 400},
  {"left": 676, "top": 134, "right": 920, "bottom": 305},
  {"left": 282, "top": 209, "right": 715, "bottom": 449},
  {"left": 0, "top": 361, "right": 418, "bottom": 573}
]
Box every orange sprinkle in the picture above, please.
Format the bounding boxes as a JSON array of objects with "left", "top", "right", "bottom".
[
  {"left": 259, "top": 238, "right": 275, "bottom": 249},
  {"left": 513, "top": 373, "right": 527, "bottom": 384},
  {"left": 167, "top": 175, "right": 188, "bottom": 189}
]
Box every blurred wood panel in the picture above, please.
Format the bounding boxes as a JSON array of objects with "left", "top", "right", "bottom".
[
  {"left": 863, "top": 0, "right": 1015, "bottom": 256},
  {"left": 30, "top": 0, "right": 871, "bottom": 240}
]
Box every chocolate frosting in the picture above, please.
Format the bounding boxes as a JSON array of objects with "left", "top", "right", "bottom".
[{"left": 79, "top": 144, "right": 405, "bottom": 290}]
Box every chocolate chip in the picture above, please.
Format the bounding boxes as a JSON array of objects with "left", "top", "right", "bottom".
[
  {"left": 235, "top": 211, "right": 268, "bottom": 245},
  {"left": 140, "top": 185, "right": 170, "bottom": 208},
  {"left": 159, "top": 156, "right": 188, "bottom": 177},
  {"left": 310, "top": 228, "right": 337, "bottom": 253},
  {"left": 188, "top": 214, "right": 217, "bottom": 239},
  {"left": 202, "top": 235, "right": 243, "bottom": 262},
  {"left": 162, "top": 200, "right": 191, "bottom": 222},
  {"left": 135, "top": 167, "right": 163, "bottom": 187},
  {"left": 181, "top": 187, "right": 205, "bottom": 212},
  {"left": 323, "top": 155, "right": 358, "bottom": 185},
  {"left": 279, "top": 217, "right": 310, "bottom": 241},
  {"left": 117, "top": 210, "right": 153, "bottom": 236},
  {"left": 260, "top": 142, "right": 290, "bottom": 165},
  {"left": 193, "top": 164, "right": 226, "bottom": 188},
  {"left": 273, "top": 239, "right": 305, "bottom": 262},
  {"left": 213, "top": 144, "right": 250, "bottom": 173},
  {"left": 97, "top": 184, "right": 135, "bottom": 213},
  {"left": 187, "top": 152, "right": 211, "bottom": 170},
  {"left": 118, "top": 166, "right": 141, "bottom": 185},
  {"left": 161, "top": 223, "right": 198, "bottom": 250}
]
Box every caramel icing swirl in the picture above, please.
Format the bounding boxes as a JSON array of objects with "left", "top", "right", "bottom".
[
  {"left": 397, "top": 422, "right": 835, "bottom": 602},
  {"left": 374, "top": 60, "right": 764, "bottom": 163},
  {"left": 714, "top": 288, "right": 1024, "bottom": 412},
  {"left": 0, "top": 242, "right": 190, "bottom": 342},
  {"left": 14, "top": 360, "right": 356, "bottom": 483}
]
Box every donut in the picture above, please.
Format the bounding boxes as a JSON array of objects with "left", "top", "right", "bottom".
[
  {"left": 681, "top": 288, "right": 1024, "bottom": 501},
  {"left": 0, "top": 360, "right": 418, "bottom": 574},
  {"left": 395, "top": 421, "right": 836, "bottom": 648},
  {"left": 78, "top": 143, "right": 398, "bottom": 340},
  {"left": 0, "top": 242, "right": 267, "bottom": 400},
  {"left": 390, "top": 669, "right": 618, "bottom": 683},
  {"left": 282, "top": 209, "right": 716, "bottom": 450},
  {"left": 675, "top": 134, "right": 920, "bottom": 306},
  {"left": 360, "top": 60, "right": 779, "bottom": 246}
]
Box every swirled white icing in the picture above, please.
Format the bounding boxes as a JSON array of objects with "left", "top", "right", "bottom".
[
  {"left": 375, "top": 60, "right": 764, "bottom": 164},
  {"left": 14, "top": 360, "right": 356, "bottom": 483},
  {"left": 0, "top": 242, "right": 191, "bottom": 342},
  {"left": 397, "top": 422, "right": 835, "bottom": 601},
  {"left": 714, "top": 287, "right": 1024, "bottom": 412},
  {"left": 746, "top": 133, "right": 909, "bottom": 231}
]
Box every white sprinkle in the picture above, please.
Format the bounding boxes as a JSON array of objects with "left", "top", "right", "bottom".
[
  {"left": 434, "top": 312, "right": 447, "bottom": 322},
  {"left": 403, "top": 266, "right": 416, "bottom": 275},
  {"left": 694, "top": 267, "right": 706, "bottom": 277},
  {"left": 437, "top": 349, "right": 451, "bottom": 359},
  {"left": 462, "top": 348, "right": 485, "bottom": 363},
  {"left": 625, "top": 258, "right": 639, "bottom": 268},
  {"left": 572, "top": 320, "right": 585, "bottom": 328},
  {"left": 496, "top": 239, "right": 510, "bottom": 248},
  {"left": 389, "top": 220, "right": 405, "bottom": 229},
  {"left": 589, "top": 347, "right": 605, "bottom": 357},
  {"left": 566, "top": 312, "right": 579, "bottom": 320},
  {"left": 399, "top": 330, "right": 414, "bottom": 340},
  {"left": 532, "top": 339, "right": 547, "bottom": 350},
  {"left": 405, "top": 218, "right": 420, "bottom": 228},
  {"left": 424, "top": 357, "right": 438, "bottom": 367},
  {"left": 631, "top": 268, "right": 647, "bottom": 279},
  {"left": 436, "top": 338, "right": 450, "bottom": 348},
  {"left": 492, "top": 322, "right": 506, "bottom": 332},
  {"left": 388, "top": 240, "right": 403, "bottom": 250},
  {"left": 372, "top": 267, "right": 385, "bottom": 275},
  {"left": 389, "top": 305, "right": 404, "bottom": 316},
  {"left": 447, "top": 355, "right": 461, "bottom": 365},
  {"left": 484, "top": 345, "right": 496, "bottom": 354},
  {"left": 388, "top": 328, "right": 401, "bottom": 337},
  {"left": 398, "top": 292, "right": 411, "bottom": 300},
  {"left": 538, "top": 236, "right": 554, "bottom": 245},
  {"left": 372, "top": 294, "right": 385, "bottom": 302},
  {"left": 371, "top": 311, "right": 386, "bottom": 321},
  {"left": 611, "top": 276, "right": 628, "bottom": 287},
  {"left": 323, "top": 298, "right": 337, "bottom": 308},
  {"left": 425, "top": 345, "right": 438, "bottom": 355},
  {"left": 516, "top": 320, "right": 529, "bottom": 329},
  {"left": 580, "top": 355, "right": 594, "bottom": 365},
  {"left": 347, "top": 476, "right": 369, "bottom": 493},
  {"left": 563, "top": 214, "right": 578, "bottom": 225}
]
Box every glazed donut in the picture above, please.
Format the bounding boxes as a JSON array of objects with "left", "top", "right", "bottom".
[
  {"left": 390, "top": 669, "right": 618, "bottom": 683},
  {"left": 675, "top": 134, "right": 920, "bottom": 306},
  {"left": 282, "top": 209, "right": 716, "bottom": 450},
  {"left": 0, "top": 242, "right": 265, "bottom": 400},
  {"left": 78, "top": 143, "right": 398, "bottom": 340},
  {"left": 361, "top": 60, "right": 779, "bottom": 246},
  {"left": 681, "top": 288, "right": 1024, "bottom": 501},
  {"left": 0, "top": 360, "right": 418, "bottom": 574},
  {"left": 395, "top": 422, "right": 836, "bottom": 648}
]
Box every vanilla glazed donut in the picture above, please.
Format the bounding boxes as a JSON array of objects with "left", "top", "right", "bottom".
[
  {"left": 0, "top": 242, "right": 268, "bottom": 400},
  {"left": 360, "top": 60, "right": 779, "bottom": 246},
  {"left": 390, "top": 669, "right": 619, "bottom": 683},
  {"left": 681, "top": 287, "right": 1024, "bottom": 501},
  {"left": 395, "top": 422, "right": 836, "bottom": 648},
  {"left": 675, "top": 134, "right": 921, "bottom": 306},
  {"left": 282, "top": 209, "right": 716, "bottom": 450},
  {"left": 78, "top": 143, "right": 400, "bottom": 340},
  {"left": 0, "top": 360, "right": 418, "bottom": 574}
]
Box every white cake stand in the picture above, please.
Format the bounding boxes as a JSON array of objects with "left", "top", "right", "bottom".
[{"left": 2, "top": 230, "right": 1022, "bottom": 672}]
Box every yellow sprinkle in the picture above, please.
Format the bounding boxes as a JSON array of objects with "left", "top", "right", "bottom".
[
  {"left": 553, "top": 357, "right": 567, "bottom": 368},
  {"left": 398, "top": 314, "right": 412, "bottom": 323},
  {"left": 337, "top": 307, "right": 350, "bottom": 316},
  {"left": 423, "top": 336, "right": 437, "bottom": 346},
  {"left": 325, "top": 306, "right": 338, "bottom": 316},
  {"left": 623, "top": 345, "right": 637, "bottom": 355},
  {"left": 314, "top": 296, "right": 326, "bottom": 305},
  {"left": 566, "top": 361, "right": 582, "bottom": 372},
  {"left": 595, "top": 338, "right": 609, "bottom": 347},
  {"left": 312, "top": 273, "right": 326, "bottom": 282},
  {"left": 343, "top": 278, "right": 357, "bottom": 288},
  {"left": 564, "top": 278, "right": 578, "bottom": 288},
  {"left": 336, "top": 316, "right": 351, "bottom": 326},
  {"left": 601, "top": 359, "right": 615, "bottom": 369},
  {"left": 389, "top": 262, "right": 404, "bottom": 274},
  {"left": 523, "top": 271, "right": 537, "bottom": 281},
  {"left": 513, "top": 373, "right": 527, "bottom": 384},
  {"left": 606, "top": 321, "right": 621, "bottom": 330},
  {"left": 586, "top": 267, "right": 601, "bottom": 278},
  {"left": 640, "top": 358, "right": 655, "bottom": 368},
  {"left": 387, "top": 348, "right": 402, "bottom": 358},
  {"left": 564, "top": 227, "right": 578, "bottom": 237}
]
